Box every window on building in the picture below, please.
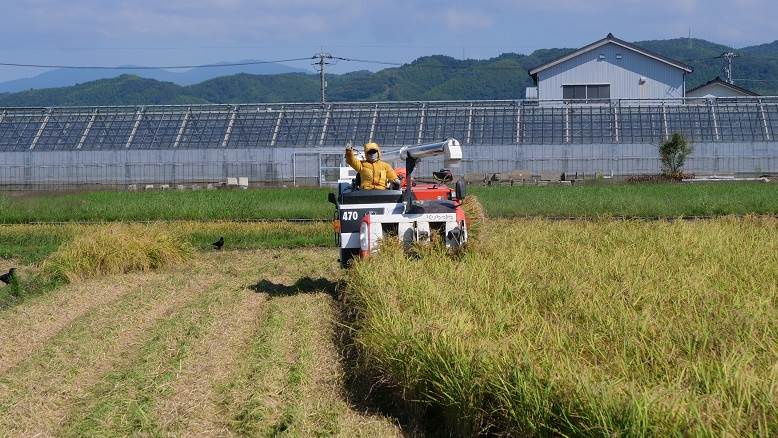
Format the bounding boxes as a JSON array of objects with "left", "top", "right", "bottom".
[{"left": 563, "top": 84, "right": 611, "bottom": 101}]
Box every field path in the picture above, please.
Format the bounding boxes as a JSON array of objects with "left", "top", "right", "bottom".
[{"left": 0, "top": 248, "right": 402, "bottom": 436}]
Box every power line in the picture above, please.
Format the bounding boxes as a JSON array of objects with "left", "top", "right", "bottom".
[
  {"left": 0, "top": 57, "right": 315, "bottom": 70},
  {"left": 332, "top": 56, "right": 403, "bottom": 66}
]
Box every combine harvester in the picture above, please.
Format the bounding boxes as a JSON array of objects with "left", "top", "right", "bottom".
[{"left": 329, "top": 139, "right": 468, "bottom": 266}]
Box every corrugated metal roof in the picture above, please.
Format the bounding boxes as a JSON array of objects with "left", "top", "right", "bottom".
[
  {"left": 528, "top": 33, "right": 694, "bottom": 80},
  {"left": 687, "top": 77, "right": 759, "bottom": 96}
]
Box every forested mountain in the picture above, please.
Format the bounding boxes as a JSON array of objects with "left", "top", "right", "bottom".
[{"left": 1, "top": 38, "right": 776, "bottom": 106}]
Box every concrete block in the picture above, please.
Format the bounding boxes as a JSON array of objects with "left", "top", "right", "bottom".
[
  {"left": 127, "top": 184, "right": 138, "bottom": 191},
  {"left": 226, "top": 177, "right": 238, "bottom": 186},
  {"left": 160, "top": 184, "right": 170, "bottom": 190},
  {"left": 238, "top": 177, "right": 249, "bottom": 188},
  {"left": 144, "top": 184, "right": 155, "bottom": 190}
]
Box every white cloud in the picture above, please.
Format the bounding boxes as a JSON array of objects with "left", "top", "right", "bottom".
[{"left": 443, "top": 8, "right": 494, "bottom": 30}]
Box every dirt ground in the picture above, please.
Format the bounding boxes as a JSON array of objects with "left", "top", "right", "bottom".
[{"left": 0, "top": 248, "right": 402, "bottom": 437}]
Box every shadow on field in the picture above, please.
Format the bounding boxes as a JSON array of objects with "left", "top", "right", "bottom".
[
  {"left": 250, "top": 274, "right": 441, "bottom": 436},
  {"left": 249, "top": 277, "right": 338, "bottom": 297},
  {"left": 333, "top": 300, "right": 449, "bottom": 438}
]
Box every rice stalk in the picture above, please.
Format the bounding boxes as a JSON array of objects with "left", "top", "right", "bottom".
[
  {"left": 345, "top": 217, "right": 778, "bottom": 435},
  {"left": 41, "top": 224, "right": 192, "bottom": 283}
]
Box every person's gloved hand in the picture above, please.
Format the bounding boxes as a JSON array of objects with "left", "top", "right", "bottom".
[
  {"left": 345, "top": 142, "right": 355, "bottom": 153},
  {"left": 389, "top": 178, "right": 401, "bottom": 190}
]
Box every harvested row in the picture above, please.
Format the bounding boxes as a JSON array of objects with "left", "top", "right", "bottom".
[{"left": 0, "top": 248, "right": 400, "bottom": 436}]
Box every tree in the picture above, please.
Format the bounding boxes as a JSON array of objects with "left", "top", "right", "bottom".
[{"left": 660, "top": 133, "right": 693, "bottom": 179}]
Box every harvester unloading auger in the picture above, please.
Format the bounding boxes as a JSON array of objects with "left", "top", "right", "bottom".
[{"left": 328, "top": 139, "right": 467, "bottom": 266}]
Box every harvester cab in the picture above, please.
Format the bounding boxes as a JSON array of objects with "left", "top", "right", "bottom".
[{"left": 329, "top": 138, "right": 468, "bottom": 267}]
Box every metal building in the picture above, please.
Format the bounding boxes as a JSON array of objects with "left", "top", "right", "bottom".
[
  {"left": 687, "top": 77, "right": 759, "bottom": 98},
  {"left": 527, "top": 34, "right": 693, "bottom": 101}
]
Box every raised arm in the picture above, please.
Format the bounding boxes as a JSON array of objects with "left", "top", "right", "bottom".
[{"left": 345, "top": 146, "right": 362, "bottom": 171}]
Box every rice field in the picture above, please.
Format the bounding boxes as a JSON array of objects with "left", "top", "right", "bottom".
[
  {"left": 1, "top": 191, "right": 776, "bottom": 436},
  {"left": 346, "top": 218, "right": 778, "bottom": 436}
]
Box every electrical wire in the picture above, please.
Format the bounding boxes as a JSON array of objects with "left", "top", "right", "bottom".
[
  {"left": 332, "top": 56, "right": 403, "bottom": 66},
  {"left": 335, "top": 56, "right": 525, "bottom": 71},
  {"left": 0, "top": 57, "right": 315, "bottom": 70}
]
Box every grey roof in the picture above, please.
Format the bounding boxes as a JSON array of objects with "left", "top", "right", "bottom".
[
  {"left": 687, "top": 77, "right": 759, "bottom": 96},
  {"left": 528, "top": 33, "right": 694, "bottom": 80}
]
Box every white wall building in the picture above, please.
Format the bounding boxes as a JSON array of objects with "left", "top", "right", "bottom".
[
  {"left": 527, "top": 33, "right": 693, "bottom": 101},
  {"left": 686, "top": 77, "right": 759, "bottom": 98}
]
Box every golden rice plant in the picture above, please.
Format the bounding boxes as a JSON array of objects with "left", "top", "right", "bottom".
[
  {"left": 462, "top": 195, "right": 486, "bottom": 243},
  {"left": 42, "top": 223, "right": 192, "bottom": 283},
  {"left": 346, "top": 217, "right": 778, "bottom": 435}
]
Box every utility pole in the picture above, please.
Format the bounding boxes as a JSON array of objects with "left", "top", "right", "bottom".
[
  {"left": 720, "top": 52, "right": 739, "bottom": 84},
  {"left": 313, "top": 52, "right": 333, "bottom": 104}
]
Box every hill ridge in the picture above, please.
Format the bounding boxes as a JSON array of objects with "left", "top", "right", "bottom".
[{"left": 1, "top": 37, "right": 777, "bottom": 106}]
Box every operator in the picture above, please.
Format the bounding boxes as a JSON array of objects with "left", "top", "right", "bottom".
[{"left": 345, "top": 141, "right": 401, "bottom": 190}]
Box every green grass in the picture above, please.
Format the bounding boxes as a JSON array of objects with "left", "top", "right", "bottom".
[
  {"left": 0, "top": 188, "right": 332, "bottom": 223},
  {"left": 0, "top": 225, "right": 74, "bottom": 264},
  {"left": 1, "top": 183, "right": 776, "bottom": 223},
  {"left": 346, "top": 218, "right": 778, "bottom": 435},
  {"left": 471, "top": 182, "right": 778, "bottom": 217}
]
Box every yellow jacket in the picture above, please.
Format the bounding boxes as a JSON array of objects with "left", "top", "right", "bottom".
[{"left": 345, "top": 142, "right": 398, "bottom": 190}]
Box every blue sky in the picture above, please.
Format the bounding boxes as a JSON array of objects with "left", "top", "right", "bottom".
[{"left": 1, "top": 0, "right": 776, "bottom": 82}]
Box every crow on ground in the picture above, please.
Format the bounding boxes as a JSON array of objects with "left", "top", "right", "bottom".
[
  {"left": 212, "top": 237, "right": 225, "bottom": 250},
  {"left": 0, "top": 268, "right": 16, "bottom": 285}
]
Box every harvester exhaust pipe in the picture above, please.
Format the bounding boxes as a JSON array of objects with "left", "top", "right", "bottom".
[
  {"left": 383, "top": 139, "right": 463, "bottom": 212},
  {"left": 382, "top": 138, "right": 463, "bottom": 168}
]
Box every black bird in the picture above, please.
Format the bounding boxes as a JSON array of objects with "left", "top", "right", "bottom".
[
  {"left": 0, "top": 268, "right": 16, "bottom": 285},
  {"left": 212, "top": 237, "right": 225, "bottom": 250}
]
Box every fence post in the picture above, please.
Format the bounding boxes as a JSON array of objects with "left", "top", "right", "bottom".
[
  {"left": 77, "top": 109, "right": 98, "bottom": 149},
  {"left": 126, "top": 107, "right": 144, "bottom": 148},
  {"left": 417, "top": 103, "right": 426, "bottom": 145},
  {"left": 369, "top": 104, "right": 378, "bottom": 142},
  {"left": 515, "top": 103, "right": 522, "bottom": 144},
  {"left": 173, "top": 107, "right": 190, "bottom": 148},
  {"left": 710, "top": 100, "right": 720, "bottom": 141},
  {"left": 271, "top": 107, "right": 284, "bottom": 147},
  {"left": 221, "top": 105, "right": 238, "bottom": 148},
  {"left": 29, "top": 108, "right": 52, "bottom": 150},
  {"left": 319, "top": 104, "right": 331, "bottom": 146},
  {"left": 661, "top": 103, "right": 669, "bottom": 140},
  {"left": 466, "top": 103, "right": 474, "bottom": 145},
  {"left": 612, "top": 102, "right": 620, "bottom": 143},
  {"left": 758, "top": 98, "right": 771, "bottom": 141}
]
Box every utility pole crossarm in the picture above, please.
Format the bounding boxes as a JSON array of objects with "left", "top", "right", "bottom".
[
  {"left": 314, "top": 52, "right": 334, "bottom": 104},
  {"left": 720, "top": 52, "right": 739, "bottom": 84}
]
